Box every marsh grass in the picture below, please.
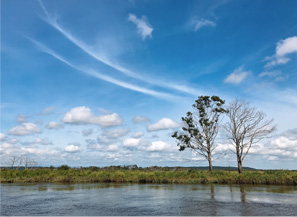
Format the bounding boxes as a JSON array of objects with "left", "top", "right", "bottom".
[{"left": 1, "top": 167, "right": 296, "bottom": 185}]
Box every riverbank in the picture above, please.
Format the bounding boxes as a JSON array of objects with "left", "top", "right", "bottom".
[{"left": 1, "top": 167, "right": 296, "bottom": 185}]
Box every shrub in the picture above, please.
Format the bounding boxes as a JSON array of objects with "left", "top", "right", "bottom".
[
  {"left": 88, "top": 166, "right": 99, "bottom": 171},
  {"left": 58, "top": 165, "right": 70, "bottom": 170}
]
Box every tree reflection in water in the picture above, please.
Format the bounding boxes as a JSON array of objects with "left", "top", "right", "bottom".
[{"left": 240, "top": 185, "right": 246, "bottom": 203}]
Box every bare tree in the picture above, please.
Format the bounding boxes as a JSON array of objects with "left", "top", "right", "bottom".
[
  {"left": 24, "top": 157, "right": 37, "bottom": 169},
  {"left": 225, "top": 99, "right": 276, "bottom": 173},
  {"left": 10, "top": 156, "right": 18, "bottom": 169},
  {"left": 15, "top": 157, "right": 24, "bottom": 170},
  {"left": 172, "top": 96, "right": 227, "bottom": 172},
  {"left": 8, "top": 156, "right": 37, "bottom": 170}
]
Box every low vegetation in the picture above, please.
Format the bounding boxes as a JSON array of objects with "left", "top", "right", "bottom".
[{"left": 1, "top": 166, "right": 296, "bottom": 185}]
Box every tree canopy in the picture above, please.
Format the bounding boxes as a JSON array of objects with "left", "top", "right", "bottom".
[{"left": 172, "top": 96, "right": 227, "bottom": 172}]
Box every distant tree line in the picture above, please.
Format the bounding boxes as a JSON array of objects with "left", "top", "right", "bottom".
[
  {"left": 1, "top": 164, "right": 257, "bottom": 172},
  {"left": 172, "top": 96, "right": 276, "bottom": 174}
]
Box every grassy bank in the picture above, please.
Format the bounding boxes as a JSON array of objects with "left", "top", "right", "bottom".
[{"left": 1, "top": 167, "right": 297, "bottom": 185}]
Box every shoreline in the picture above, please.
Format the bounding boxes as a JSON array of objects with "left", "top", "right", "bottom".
[{"left": 1, "top": 168, "right": 296, "bottom": 185}]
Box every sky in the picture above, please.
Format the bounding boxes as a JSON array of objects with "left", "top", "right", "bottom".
[{"left": 1, "top": 0, "right": 297, "bottom": 169}]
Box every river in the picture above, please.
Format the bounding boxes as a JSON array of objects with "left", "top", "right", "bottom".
[{"left": 1, "top": 183, "right": 296, "bottom": 216}]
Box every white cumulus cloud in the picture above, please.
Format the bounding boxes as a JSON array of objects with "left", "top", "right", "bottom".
[
  {"left": 133, "top": 115, "right": 150, "bottom": 123},
  {"left": 271, "top": 136, "right": 297, "bottom": 149},
  {"left": 123, "top": 138, "right": 141, "bottom": 147},
  {"left": 0, "top": 133, "right": 6, "bottom": 141},
  {"left": 146, "top": 140, "right": 175, "bottom": 152},
  {"left": 102, "top": 129, "right": 130, "bottom": 139},
  {"left": 34, "top": 138, "right": 52, "bottom": 145},
  {"left": 132, "top": 131, "right": 144, "bottom": 138},
  {"left": 9, "top": 138, "right": 19, "bottom": 144},
  {"left": 128, "top": 13, "right": 153, "bottom": 40},
  {"left": 147, "top": 118, "right": 179, "bottom": 131},
  {"left": 265, "top": 36, "right": 297, "bottom": 67},
  {"left": 224, "top": 65, "right": 251, "bottom": 84},
  {"left": 65, "top": 144, "right": 81, "bottom": 152},
  {"left": 45, "top": 121, "right": 63, "bottom": 129},
  {"left": 234, "top": 128, "right": 297, "bottom": 160},
  {"left": 21, "top": 147, "right": 59, "bottom": 155},
  {"left": 267, "top": 156, "right": 278, "bottom": 161},
  {"left": 62, "top": 106, "right": 122, "bottom": 127},
  {"left": 8, "top": 123, "right": 41, "bottom": 136},
  {"left": 86, "top": 141, "right": 104, "bottom": 151},
  {"left": 16, "top": 114, "right": 27, "bottom": 123},
  {"left": 0, "top": 142, "right": 14, "bottom": 149},
  {"left": 108, "top": 145, "right": 119, "bottom": 152}
]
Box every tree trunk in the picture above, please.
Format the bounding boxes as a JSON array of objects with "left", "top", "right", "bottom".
[
  {"left": 237, "top": 160, "right": 243, "bottom": 174},
  {"left": 208, "top": 152, "right": 213, "bottom": 172},
  {"left": 236, "top": 142, "right": 242, "bottom": 174}
]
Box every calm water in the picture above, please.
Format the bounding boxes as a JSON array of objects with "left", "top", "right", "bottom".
[{"left": 1, "top": 183, "right": 297, "bottom": 216}]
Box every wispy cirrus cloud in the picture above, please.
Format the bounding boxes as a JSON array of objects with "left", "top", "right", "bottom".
[
  {"left": 224, "top": 65, "right": 251, "bottom": 85},
  {"left": 40, "top": 106, "right": 56, "bottom": 115},
  {"left": 259, "top": 71, "right": 281, "bottom": 78},
  {"left": 30, "top": 39, "right": 177, "bottom": 99},
  {"left": 259, "top": 70, "right": 287, "bottom": 82},
  {"left": 37, "top": 0, "right": 201, "bottom": 97},
  {"left": 190, "top": 18, "right": 216, "bottom": 31}
]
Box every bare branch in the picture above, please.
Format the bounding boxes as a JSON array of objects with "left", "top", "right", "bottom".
[{"left": 225, "top": 99, "right": 276, "bottom": 173}]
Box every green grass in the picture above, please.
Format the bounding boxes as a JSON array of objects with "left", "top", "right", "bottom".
[{"left": 1, "top": 167, "right": 297, "bottom": 185}]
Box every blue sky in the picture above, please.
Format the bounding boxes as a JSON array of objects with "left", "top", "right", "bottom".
[{"left": 1, "top": 0, "right": 297, "bottom": 169}]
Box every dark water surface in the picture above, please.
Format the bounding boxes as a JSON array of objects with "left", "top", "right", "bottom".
[{"left": 1, "top": 183, "right": 296, "bottom": 216}]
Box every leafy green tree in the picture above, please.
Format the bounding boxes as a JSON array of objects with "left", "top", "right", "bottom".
[{"left": 172, "top": 96, "right": 227, "bottom": 172}]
